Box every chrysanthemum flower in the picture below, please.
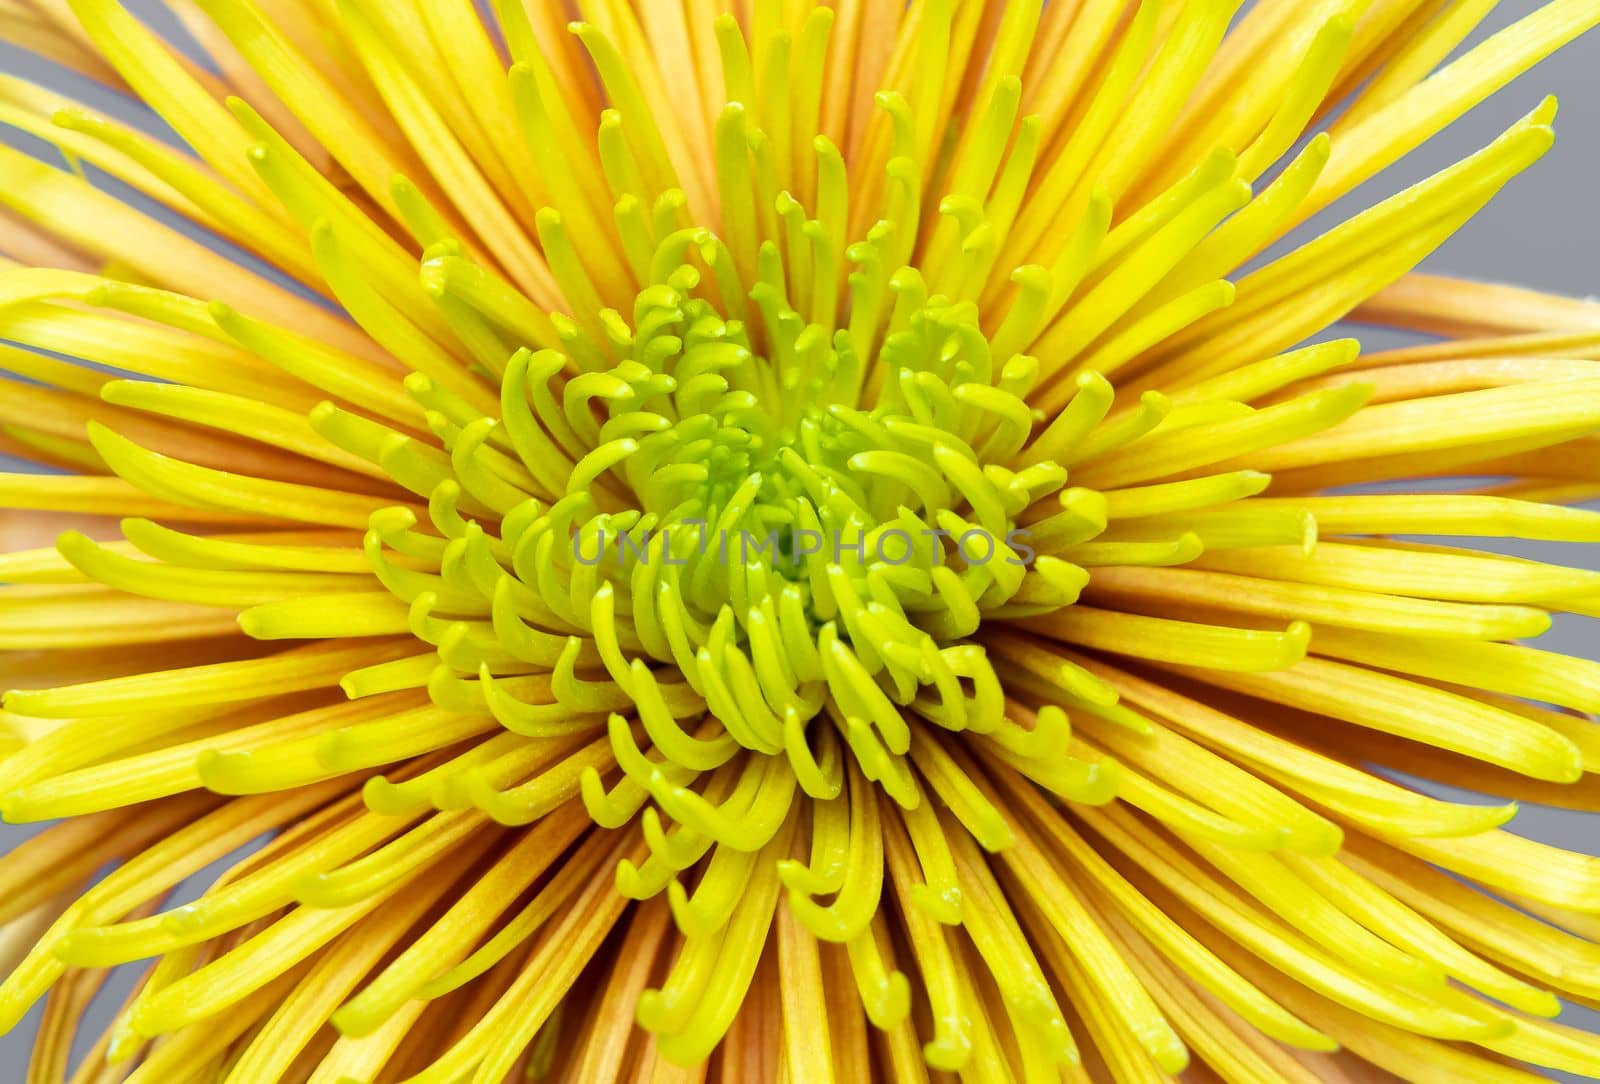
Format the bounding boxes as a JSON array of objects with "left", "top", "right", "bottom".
[{"left": 3, "top": 0, "right": 1600, "bottom": 1079}]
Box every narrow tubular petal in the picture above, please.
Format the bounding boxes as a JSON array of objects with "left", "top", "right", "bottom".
[{"left": 1162, "top": 656, "right": 1585, "bottom": 783}]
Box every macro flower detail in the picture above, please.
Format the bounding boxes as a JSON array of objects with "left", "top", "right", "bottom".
[{"left": 3, "top": 0, "right": 1600, "bottom": 1080}]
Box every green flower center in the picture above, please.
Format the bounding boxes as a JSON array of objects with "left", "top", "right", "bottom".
[{"left": 347, "top": 229, "right": 1090, "bottom": 801}]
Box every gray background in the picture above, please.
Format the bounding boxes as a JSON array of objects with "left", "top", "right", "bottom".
[{"left": 0, "top": 0, "right": 1597, "bottom": 1078}]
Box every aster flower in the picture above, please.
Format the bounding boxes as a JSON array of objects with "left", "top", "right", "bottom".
[{"left": 2, "top": 0, "right": 1600, "bottom": 1080}]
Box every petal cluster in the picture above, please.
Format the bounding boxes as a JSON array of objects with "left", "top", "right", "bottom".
[{"left": 1, "top": 2, "right": 1600, "bottom": 1082}]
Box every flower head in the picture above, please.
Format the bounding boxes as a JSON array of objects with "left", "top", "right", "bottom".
[{"left": 3, "top": 0, "right": 1600, "bottom": 1080}]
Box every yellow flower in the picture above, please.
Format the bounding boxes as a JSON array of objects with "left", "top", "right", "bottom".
[{"left": 3, "top": 0, "right": 1600, "bottom": 1080}]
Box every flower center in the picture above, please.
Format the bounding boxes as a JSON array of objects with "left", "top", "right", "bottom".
[{"left": 353, "top": 230, "right": 1091, "bottom": 799}]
